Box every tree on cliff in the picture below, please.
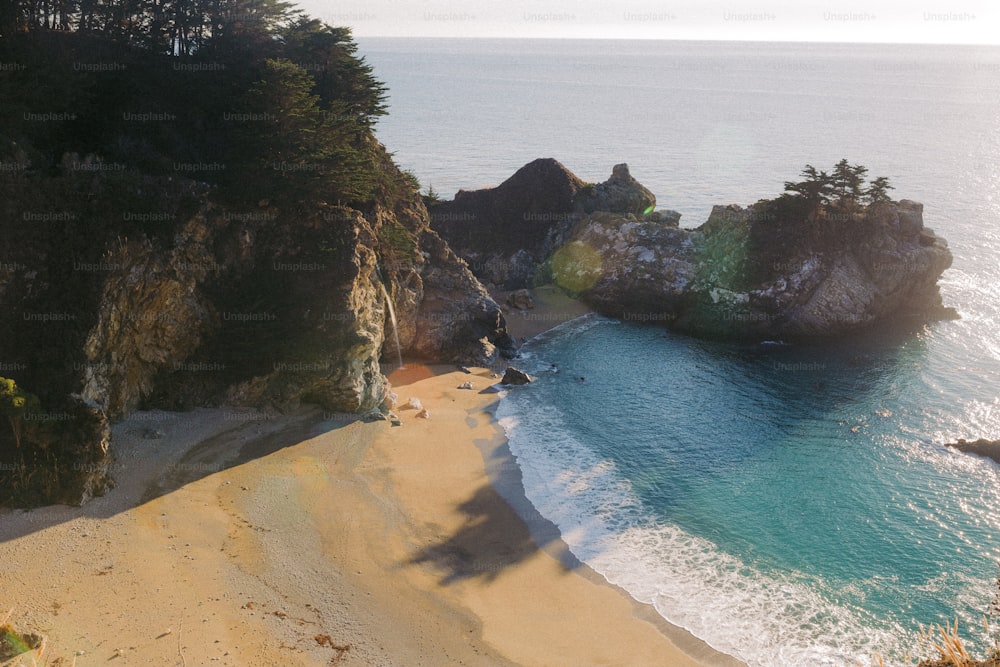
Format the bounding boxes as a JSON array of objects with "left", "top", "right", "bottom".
[
  {"left": 782, "top": 162, "right": 895, "bottom": 220},
  {"left": 831, "top": 158, "right": 868, "bottom": 203},
  {"left": 0, "top": 377, "right": 40, "bottom": 450},
  {"left": 230, "top": 57, "right": 377, "bottom": 206},
  {"left": 865, "top": 176, "right": 895, "bottom": 205},
  {"left": 782, "top": 165, "right": 833, "bottom": 222}
]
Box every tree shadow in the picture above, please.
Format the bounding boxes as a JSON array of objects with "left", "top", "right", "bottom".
[
  {"left": 406, "top": 483, "right": 569, "bottom": 585},
  {"left": 0, "top": 406, "right": 351, "bottom": 544},
  {"left": 405, "top": 409, "right": 582, "bottom": 586}
]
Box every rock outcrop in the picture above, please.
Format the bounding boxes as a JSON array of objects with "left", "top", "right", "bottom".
[
  {"left": 500, "top": 367, "right": 533, "bottom": 385},
  {"left": 945, "top": 439, "right": 1000, "bottom": 465},
  {"left": 0, "top": 146, "right": 513, "bottom": 506},
  {"left": 561, "top": 197, "right": 954, "bottom": 340},
  {"left": 430, "top": 158, "right": 663, "bottom": 288},
  {"left": 436, "top": 159, "right": 955, "bottom": 342}
]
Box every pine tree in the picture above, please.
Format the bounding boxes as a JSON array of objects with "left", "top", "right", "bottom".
[
  {"left": 865, "top": 176, "right": 894, "bottom": 205},
  {"left": 232, "top": 57, "right": 374, "bottom": 205}
]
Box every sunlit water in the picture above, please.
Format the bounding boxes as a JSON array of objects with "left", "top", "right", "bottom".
[{"left": 359, "top": 38, "right": 1000, "bottom": 665}]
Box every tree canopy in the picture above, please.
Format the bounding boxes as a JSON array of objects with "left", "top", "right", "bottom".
[{"left": 0, "top": 0, "right": 389, "bottom": 208}]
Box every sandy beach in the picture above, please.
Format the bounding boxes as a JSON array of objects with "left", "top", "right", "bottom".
[
  {"left": 1, "top": 289, "right": 742, "bottom": 667},
  {"left": 492, "top": 285, "right": 595, "bottom": 342}
]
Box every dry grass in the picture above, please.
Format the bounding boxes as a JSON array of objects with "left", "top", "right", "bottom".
[
  {"left": 914, "top": 618, "right": 1000, "bottom": 667},
  {"left": 921, "top": 619, "right": 973, "bottom": 665}
]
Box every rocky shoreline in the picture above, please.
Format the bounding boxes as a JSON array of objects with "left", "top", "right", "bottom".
[
  {"left": 1, "top": 155, "right": 958, "bottom": 506},
  {"left": 945, "top": 438, "right": 1000, "bottom": 466}
]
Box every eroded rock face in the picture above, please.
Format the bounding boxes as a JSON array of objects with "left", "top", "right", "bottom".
[
  {"left": 430, "top": 159, "right": 660, "bottom": 288},
  {"left": 576, "top": 163, "right": 656, "bottom": 216}
]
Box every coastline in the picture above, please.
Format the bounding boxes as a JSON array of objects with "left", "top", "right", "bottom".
[{"left": 0, "top": 288, "right": 743, "bottom": 667}]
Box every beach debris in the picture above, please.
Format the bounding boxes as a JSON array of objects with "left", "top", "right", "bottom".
[
  {"left": 415, "top": 408, "right": 430, "bottom": 419},
  {"left": 458, "top": 365, "right": 472, "bottom": 373},
  {"left": 314, "top": 635, "right": 351, "bottom": 663},
  {"left": 401, "top": 397, "right": 423, "bottom": 411},
  {"left": 457, "top": 381, "right": 474, "bottom": 390},
  {"left": 501, "top": 367, "right": 533, "bottom": 385},
  {"left": 389, "top": 412, "right": 402, "bottom": 427}
]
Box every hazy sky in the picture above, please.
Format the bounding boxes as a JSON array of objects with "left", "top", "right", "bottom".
[{"left": 294, "top": 0, "right": 999, "bottom": 44}]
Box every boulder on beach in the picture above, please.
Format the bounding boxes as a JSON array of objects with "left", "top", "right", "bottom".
[
  {"left": 507, "top": 289, "right": 535, "bottom": 310},
  {"left": 401, "top": 397, "right": 423, "bottom": 410},
  {"left": 501, "top": 367, "right": 533, "bottom": 385},
  {"left": 415, "top": 408, "right": 430, "bottom": 419}
]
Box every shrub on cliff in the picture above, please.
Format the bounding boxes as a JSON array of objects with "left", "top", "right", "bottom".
[{"left": 0, "top": 377, "right": 39, "bottom": 450}]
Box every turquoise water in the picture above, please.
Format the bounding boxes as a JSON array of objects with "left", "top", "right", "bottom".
[
  {"left": 358, "top": 38, "right": 1000, "bottom": 665},
  {"left": 499, "top": 318, "right": 1000, "bottom": 664}
]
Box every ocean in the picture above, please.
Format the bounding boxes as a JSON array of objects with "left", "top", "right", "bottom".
[{"left": 358, "top": 37, "right": 1000, "bottom": 666}]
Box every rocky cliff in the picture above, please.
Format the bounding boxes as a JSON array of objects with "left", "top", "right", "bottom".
[
  {"left": 563, "top": 198, "right": 954, "bottom": 339},
  {"left": 429, "top": 158, "right": 657, "bottom": 288},
  {"left": 0, "top": 146, "right": 512, "bottom": 506}
]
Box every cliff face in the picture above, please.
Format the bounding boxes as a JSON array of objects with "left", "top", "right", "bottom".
[
  {"left": 0, "top": 147, "right": 512, "bottom": 506},
  {"left": 567, "top": 199, "right": 954, "bottom": 339}
]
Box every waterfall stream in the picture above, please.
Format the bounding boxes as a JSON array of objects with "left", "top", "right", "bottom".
[{"left": 377, "top": 274, "right": 404, "bottom": 371}]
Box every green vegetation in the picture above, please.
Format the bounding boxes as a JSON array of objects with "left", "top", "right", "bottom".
[
  {"left": 422, "top": 184, "right": 441, "bottom": 208},
  {"left": 0, "top": 377, "right": 39, "bottom": 450},
  {"left": 779, "top": 159, "right": 895, "bottom": 223}
]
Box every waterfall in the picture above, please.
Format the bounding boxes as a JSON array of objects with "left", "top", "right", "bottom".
[{"left": 376, "top": 271, "right": 404, "bottom": 371}]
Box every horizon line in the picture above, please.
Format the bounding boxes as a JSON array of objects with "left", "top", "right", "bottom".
[{"left": 352, "top": 34, "right": 1000, "bottom": 48}]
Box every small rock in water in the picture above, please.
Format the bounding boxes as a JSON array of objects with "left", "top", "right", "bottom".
[
  {"left": 457, "top": 381, "right": 474, "bottom": 390},
  {"left": 415, "top": 408, "right": 430, "bottom": 419}
]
